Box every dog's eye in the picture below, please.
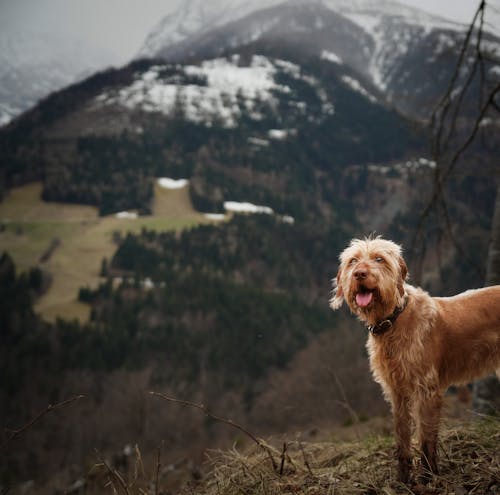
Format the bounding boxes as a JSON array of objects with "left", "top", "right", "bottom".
[
  {"left": 349, "top": 258, "right": 358, "bottom": 265},
  {"left": 375, "top": 257, "right": 385, "bottom": 263}
]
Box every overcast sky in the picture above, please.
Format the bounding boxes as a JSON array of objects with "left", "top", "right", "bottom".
[{"left": 0, "top": 0, "right": 496, "bottom": 65}]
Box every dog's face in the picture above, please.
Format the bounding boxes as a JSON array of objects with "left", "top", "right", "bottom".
[{"left": 330, "top": 237, "right": 408, "bottom": 323}]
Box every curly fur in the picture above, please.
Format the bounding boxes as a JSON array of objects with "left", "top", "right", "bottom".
[{"left": 330, "top": 237, "right": 500, "bottom": 482}]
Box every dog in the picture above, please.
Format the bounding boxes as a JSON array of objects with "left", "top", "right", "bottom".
[{"left": 330, "top": 236, "right": 500, "bottom": 483}]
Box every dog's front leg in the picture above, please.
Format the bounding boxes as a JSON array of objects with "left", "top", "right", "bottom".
[
  {"left": 416, "top": 389, "right": 442, "bottom": 480},
  {"left": 391, "top": 393, "right": 413, "bottom": 483}
]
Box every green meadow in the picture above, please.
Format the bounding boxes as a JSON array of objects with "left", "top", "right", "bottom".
[{"left": 0, "top": 182, "right": 214, "bottom": 322}]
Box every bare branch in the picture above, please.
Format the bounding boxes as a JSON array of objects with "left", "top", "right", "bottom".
[
  {"left": 413, "top": 81, "right": 500, "bottom": 261},
  {"left": 440, "top": 6, "right": 485, "bottom": 156},
  {"left": 1, "top": 395, "right": 86, "bottom": 450},
  {"left": 441, "top": 81, "right": 500, "bottom": 185},
  {"left": 430, "top": 0, "right": 484, "bottom": 158},
  {"left": 149, "top": 391, "right": 278, "bottom": 471}
]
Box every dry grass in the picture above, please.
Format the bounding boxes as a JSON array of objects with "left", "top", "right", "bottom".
[
  {"left": 187, "top": 418, "right": 499, "bottom": 495},
  {"left": 0, "top": 182, "right": 214, "bottom": 322}
]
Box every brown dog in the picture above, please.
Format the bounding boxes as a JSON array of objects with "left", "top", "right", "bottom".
[{"left": 330, "top": 236, "right": 500, "bottom": 483}]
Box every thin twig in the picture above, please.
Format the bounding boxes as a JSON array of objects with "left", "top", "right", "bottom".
[
  {"left": 430, "top": 0, "right": 484, "bottom": 158},
  {"left": 437, "top": 194, "right": 484, "bottom": 277},
  {"left": 440, "top": 4, "right": 485, "bottom": 157},
  {"left": 330, "top": 371, "right": 361, "bottom": 437},
  {"left": 298, "top": 439, "right": 313, "bottom": 476},
  {"left": 133, "top": 444, "right": 145, "bottom": 484},
  {"left": 95, "top": 450, "right": 131, "bottom": 495},
  {"left": 1, "top": 395, "right": 86, "bottom": 450},
  {"left": 155, "top": 442, "right": 162, "bottom": 495},
  {"left": 149, "top": 391, "right": 278, "bottom": 471},
  {"left": 279, "top": 442, "right": 287, "bottom": 476}
]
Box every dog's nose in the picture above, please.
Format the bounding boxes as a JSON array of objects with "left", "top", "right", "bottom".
[{"left": 354, "top": 269, "right": 368, "bottom": 280}]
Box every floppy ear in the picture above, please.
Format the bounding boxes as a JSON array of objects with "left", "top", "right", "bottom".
[
  {"left": 397, "top": 256, "right": 408, "bottom": 298},
  {"left": 329, "top": 269, "right": 344, "bottom": 310}
]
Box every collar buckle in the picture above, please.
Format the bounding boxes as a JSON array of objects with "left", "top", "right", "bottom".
[
  {"left": 368, "top": 319, "right": 392, "bottom": 335},
  {"left": 367, "top": 295, "right": 408, "bottom": 336}
]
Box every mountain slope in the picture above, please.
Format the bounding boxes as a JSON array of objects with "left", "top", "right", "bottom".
[
  {"left": 0, "top": 41, "right": 424, "bottom": 219},
  {"left": 0, "top": 24, "right": 114, "bottom": 126},
  {"left": 1, "top": 7, "right": 498, "bottom": 490},
  {"left": 138, "top": 0, "right": 500, "bottom": 119},
  {"left": 139, "top": 0, "right": 462, "bottom": 62}
]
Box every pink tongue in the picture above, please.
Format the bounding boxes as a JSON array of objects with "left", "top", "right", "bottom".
[{"left": 356, "top": 292, "right": 373, "bottom": 307}]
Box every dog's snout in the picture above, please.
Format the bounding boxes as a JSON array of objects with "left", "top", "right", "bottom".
[{"left": 354, "top": 269, "right": 368, "bottom": 280}]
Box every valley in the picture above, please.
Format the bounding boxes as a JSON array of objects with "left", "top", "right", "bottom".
[
  {"left": 1, "top": 0, "right": 499, "bottom": 492},
  {"left": 0, "top": 181, "right": 211, "bottom": 321}
]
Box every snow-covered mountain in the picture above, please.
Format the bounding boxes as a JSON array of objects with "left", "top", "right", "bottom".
[
  {"left": 137, "top": 0, "right": 288, "bottom": 58},
  {"left": 92, "top": 54, "right": 340, "bottom": 130},
  {"left": 139, "top": 0, "right": 462, "bottom": 60},
  {"left": 137, "top": 0, "right": 500, "bottom": 119},
  {"left": 0, "top": 25, "right": 114, "bottom": 126},
  {"left": 0, "top": 37, "right": 425, "bottom": 216},
  {"left": 1, "top": 2, "right": 496, "bottom": 273}
]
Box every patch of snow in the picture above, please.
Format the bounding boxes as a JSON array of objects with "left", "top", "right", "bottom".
[
  {"left": 479, "top": 117, "right": 494, "bottom": 127},
  {"left": 95, "top": 52, "right": 338, "bottom": 127},
  {"left": 184, "top": 55, "right": 289, "bottom": 98},
  {"left": 393, "top": 157, "right": 437, "bottom": 175},
  {"left": 341, "top": 75, "right": 377, "bottom": 103},
  {"left": 157, "top": 177, "right": 189, "bottom": 189},
  {"left": 368, "top": 164, "right": 390, "bottom": 174},
  {"left": 368, "top": 157, "right": 436, "bottom": 176},
  {"left": 95, "top": 56, "right": 295, "bottom": 128},
  {"left": 280, "top": 215, "right": 295, "bottom": 225},
  {"left": 204, "top": 213, "right": 226, "bottom": 221},
  {"left": 224, "top": 201, "right": 274, "bottom": 215},
  {"left": 342, "top": 13, "right": 380, "bottom": 35},
  {"left": 115, "top": 211, "right": 138, "bottom": 219},
  {"left": 268, "top": 129, "right": 288, "bottom": 140},
  {"left": 248, "top": 136, "right": 270, "bottom": 147},
  {"left": 289, "top": 101, "right": 307, "bottom": 113},
  {"left": 274, "top": 59, "right": 301, "bottom": 77},
  {"left": 417, "top": 157, "right": 436, "bottom": 168},
  {"left": 482, "top": 41, "right": 500, "bottom": 60},
  {"left": 0, "top": 101, "right": 20, "bottom": 126},
  {"left": 0, "top": 113, "right": 12, "bottom": 127},
  {"left": 435, "top": 33, "right": 455, "bottom": 55},
  {"left": 321, "top": 50, "right": 343, "bottom": 64},
  {"left": 489, "top": 66, "right": 500, "bottom": 79},
  {"left": 141, "top": 278, "right": 154, "bottom": 290}
]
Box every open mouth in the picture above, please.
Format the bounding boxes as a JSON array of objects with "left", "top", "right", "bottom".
[{"left": 355, "top": 287, "right": 374, "bottom": 308}]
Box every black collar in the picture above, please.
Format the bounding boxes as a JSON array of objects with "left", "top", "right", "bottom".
[{"left": 367, "top": 295, "right": 408, "bottom": 336}]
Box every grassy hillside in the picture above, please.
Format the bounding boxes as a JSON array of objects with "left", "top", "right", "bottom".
[
  {"left": 0, "top": 181, "right": 210, "bottom": 321},
  {"left": 61, "top": 415, "right": 497, "bottom": 495},
  {"left": 184, "top": 418, "right": 499, "bottom": 495}
]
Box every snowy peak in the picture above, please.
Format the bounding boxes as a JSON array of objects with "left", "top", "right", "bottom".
[
  {"left": 136, "top": 0, "right": 500, "bottom": 119},
  {"left": 326, "top": 0, "right": 462, "bottom": 30},
  {"left": 140, "top": 2, "right": 373, "bottom": 86},
  {"left": 138, "top": 0, "right": 290, "bottom": 59},
  {"left": 138, "top": 0, "right": 463, "bottom": 61}
]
